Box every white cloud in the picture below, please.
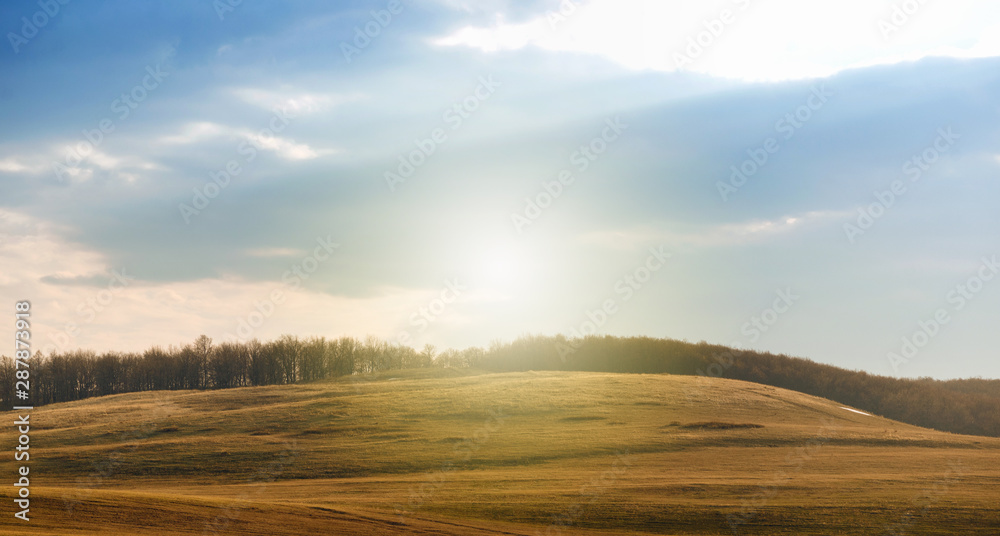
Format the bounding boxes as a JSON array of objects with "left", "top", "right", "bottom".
[
  {"left": 157, "top": 118, "right": 337, "bottom": 161},
  {"left": 0, "top": 158, "right": 34, "bottom": 173},
  {"left": 244, "top": 247, "right": 305, "bottom": 258},
  {"left": 232, "top": 87, "right": 364, "bottom": 115},
  {"left": 239, "top": 128, "right": 335, "bottom": 160},
  {"left": 579, "top": 210, "right": 850, "bottom": 250},
  {"left": 433, "top": 0, "right": 1000, "bottom": 81},
  {"left": 49, "top": 146, "right": 160, "bottom": 184},
  {"left": 0, "top": 135, "right": 164, "bottom": 185},
  {"left": 0, "top": 154, "right": 53, "bottom": 175},
  {"left": 157, "top": 122, "right": 229, "bottom": 145}
]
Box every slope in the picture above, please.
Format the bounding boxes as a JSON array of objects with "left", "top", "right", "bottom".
[{"left": 2, "top": 370, "right": 998, "bottom": 535}]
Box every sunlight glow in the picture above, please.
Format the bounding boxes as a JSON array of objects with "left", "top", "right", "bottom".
[{"left": 477, "top": 247, "right": 525, "bottom": 288}]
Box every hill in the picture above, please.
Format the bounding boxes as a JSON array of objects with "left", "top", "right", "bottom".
[
  {"left": 3, "top": 370, "right": 999, "bottom": 535},
  {"left": 7, "top": 334, "right": 1000, "bottom": 439},
  {"left": 479, "top": 335, "right": 1000, "bottom": 437}
]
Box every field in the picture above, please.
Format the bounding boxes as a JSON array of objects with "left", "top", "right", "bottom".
[{"left": 3, "top": 369, "right": 1000, "bottom": 535}]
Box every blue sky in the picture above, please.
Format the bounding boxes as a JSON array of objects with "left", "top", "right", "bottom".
[{"left": 1, "top": 0, "right": 999, "bottom": 379}]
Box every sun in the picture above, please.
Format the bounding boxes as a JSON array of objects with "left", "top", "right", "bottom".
[{"left": 478, "top": 247, "right": 523, "bottom": 287}]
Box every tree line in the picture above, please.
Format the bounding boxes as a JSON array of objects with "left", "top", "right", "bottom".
[
  {"left": 0, "top": 335, "right": 475, "bottom": 407},
  {"left": 4, "top": 333, "right": 1000, "bottom": 437},
  {"left": 479, "top": 335, "right": 1000, "bottom": 437}
]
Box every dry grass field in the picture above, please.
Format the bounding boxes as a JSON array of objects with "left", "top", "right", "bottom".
[{"left": 3, "top": 369, "right": 999, "bottom": 535}]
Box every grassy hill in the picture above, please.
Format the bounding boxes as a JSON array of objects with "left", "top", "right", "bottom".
[
  {"left": 480, "top": 335, "right": 1000, "bottom": 437},
  {"left": 4, "top": 369, "right": 1000, "bottom": 535},
  {"left": 14, "top": 334, "right": 1000, "bottom": 439}
]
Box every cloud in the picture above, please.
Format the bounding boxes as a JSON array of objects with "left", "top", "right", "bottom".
[
  {"left": 240, "top": 129, "right": 335, "bottom": 160},
  {"left": 39, "top": 274, "right": 120, "bottom": 287},
  {"left": 232, "top": 87, "right": 365, "bottom": 115},
  {"left": 0, "top": 207, "right": 478, "bottom": 353},
  {"left": 157, "top": 122, "right": 230, "bottom": 145},
  {"left": 0, "top": 150, "right": 78, "bottom": 177},
  {"left": 244, "top": 247, "right": 306, "bottom": 258},
  {"left": 48, "top": 146, "right": 161, "bottom": 184},
  {"left": 578, "top": 210, "right": 851, "bottom": 250},
  {"left": 433, "top": 0, "right": 1000, "bottom": 81},
  {"left": 0, "top": 157, "right": 45, "bottom": 174},
  {"left": 156, "top": 120, "right": 336, "bottom": 161},
  {"left": 0, "top": 1, "right": 998, "bottom": 378}
]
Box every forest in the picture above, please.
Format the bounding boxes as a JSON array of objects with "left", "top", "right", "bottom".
[{"left": 4, "top": 333, "right": 1000, "bottom": 437}]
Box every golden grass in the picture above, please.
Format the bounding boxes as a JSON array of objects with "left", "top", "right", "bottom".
[{"left": 3, "top": 369, "right": 999, "bottom": 534}]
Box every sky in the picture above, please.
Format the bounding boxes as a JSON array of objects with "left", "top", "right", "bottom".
[{"left": 1, "top": 0, "right": 999, "bottom": 379}]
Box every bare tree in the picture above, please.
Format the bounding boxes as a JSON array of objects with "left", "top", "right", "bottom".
[
  {"left": 193, "top": 334, "right": 213, "bottom": 388},
  {"left": 273, "top": 334, "right": 301, "bottom": 384}
]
